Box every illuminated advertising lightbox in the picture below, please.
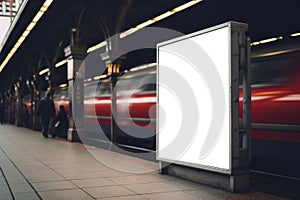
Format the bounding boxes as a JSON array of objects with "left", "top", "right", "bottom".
[{"left": 157, "top": 24, "right": 232, "bottom": 172}]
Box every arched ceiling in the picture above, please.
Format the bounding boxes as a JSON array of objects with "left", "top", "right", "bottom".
[{"left": 0, "top": 0, "right": 299, "bottom": 92}]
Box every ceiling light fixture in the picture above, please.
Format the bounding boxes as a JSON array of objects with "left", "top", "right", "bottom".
[
  {"left": 55, "top": 59, "right": 68, "bottom": 68},
  {"left": 58, "top": 83, "right": 68, "bottom": 88},
  {"left": 39, "top": 68, "right": 50, "bottom": 76},
  {"left": 290, "top": 32, "right": 300, "bottom": 37},
  {"left": 86, "top": 0, "right": 203, "bottom": 53},
  {"left": 87, "top": 41, "right": 107, "bottom": 53},
  {"left": 0, "top": 0, "right": 54, "bottom": 72},
  {"left": 93, "top": 74, "right": 107, "bottom": 80},
  {"left": 251, "top": 36, "right": 283, "bottom": 46},
  {"left": 120, "top": 0, "right": 202, "bottom": 38}
]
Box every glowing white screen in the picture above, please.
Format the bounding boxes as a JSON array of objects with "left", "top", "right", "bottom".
[
  {"left": 157, "top": 26, "right": 230, "bottom": 171},
  {"left": 0, "top": 17, "right": 10, "bottom": 44}
]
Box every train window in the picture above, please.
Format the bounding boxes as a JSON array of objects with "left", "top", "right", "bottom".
[
  {"left": 53, "top": 92, "right": 60, "bottom": 100},
  {"left": 239, "top": 54, "right": 296, "bottom": 87},
  {"left": 53, "top": 89, "right": 68, "bottom": 100},
  {"left": 23, "top": 94, "right": 31, "bottom": 102},
  {"left": 116, "top": 79, "right": 135, "bottom": 92},
  {"left": 96, "top": 82, "right": 111, "bottom": 96},
  {"left": 137, "top": 83, "right": 156, "bottom": 93},
  {"left": 251, "top": 58, "right": 289, "bottom": 86},
  {"left": 84, "top": 85, "right": 96, "bottom": 98}
]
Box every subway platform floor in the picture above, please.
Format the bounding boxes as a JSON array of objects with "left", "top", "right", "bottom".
[{"left": 0, "top": 125, "right": 288, "bottom": 200}]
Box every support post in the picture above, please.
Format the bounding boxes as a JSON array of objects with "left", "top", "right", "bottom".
[
  {"left": 31, "top": 75, "right": 41, "bottom": 131},
  {"left": 14, "top": 80, "right": 23, "bottom": 127},
  {"left": 64, "top": 39, "right": 87, "bottom": 142},
  {"left": 100, "top": 51, "right": 123, "bottom": 144}
]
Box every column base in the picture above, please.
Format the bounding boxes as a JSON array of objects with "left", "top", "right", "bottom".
[
  {"left": 67, "top": 128, "right": 81, "bottom": 142},
  {"left": 160, "top": 162, "right": 249, "bottom": 193}
]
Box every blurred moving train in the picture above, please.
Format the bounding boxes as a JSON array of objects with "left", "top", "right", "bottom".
[
  {"left": 243, "top": 41, "right": 300, "bottom": 176},
  {"left": 24, "top": 40, "right": 300, "bottom": 177}
]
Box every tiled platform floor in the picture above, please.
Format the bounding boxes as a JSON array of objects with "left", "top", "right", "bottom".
[{"left": 0, "top": 125, "right": 288, "bottom": 200}]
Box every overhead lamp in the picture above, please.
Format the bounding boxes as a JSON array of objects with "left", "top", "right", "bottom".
[
  {"left": 153, "top": 11, "right": 175, "bottom": 22},
  {"left": 0, "top": 0, "right": 54, "bottom": 73},
  {"left": 43, "top": 0, "right": 54, "bottom": 7},
  {"left": 93, "top": 74, "right": 107, "bottom": 80},
  {"left": 55, "top": 59, "right": 68, "bottom": 68},
  {"left": 130, "top": 63, "right": 156, "bottom": 71},
  {"left": 32, "top": 11, "right": 44, "bottom": 23},
  {"left": 17, "top": 36, "right": 26, "bottom": 44},
  {"left": 26, "top": 22, "right": 36, "bottom": 31},
  {"left": 11, "top": 47, "right": 18, "bottom": 52},
  {"left": 250, "top": 41, "right": 260, "bottom": 46},
  {"left": 40, "top": 6, "right": 47, "bottom": 12},
  {"left": 14, "top": 42, "right": 21, "bottom": 49},
  {"left": 22, "top": 30, "right": 30, "bottom": 37},
  {"left": 85, "top": 78, "right": 92, "bottom": 82},
  {"left": 251, "top": 36, "right": 283, "bottom": 46},
  {"left": 120, "top": 28, "right": 138, "bottom": 39},
  {"left": 39, "top": 68, "right": 50, "bottom": 76},
  {"left": 172, "top": 0, "right": 202, "bottom": 12},
  {"left": 136, "top": 20, "right": 155, "bottom": 29},
  {"left": 7, "top": 52, "right": 13, "bottom": 58},
  {"left": 58, "top": 83, "right": 68, "bottom": 88},
  {"left": 6, "top": 53, "right": 12, "bottom": 60},
  {"left": 87, "top": 41, "right": 107, "bottom": 53},
  {"left": 290, "top": 32, "right": 300, "bottom": 37},
  {"left": 120, "top": 0, "right": 203, "bottom": 39},
  {"left": 91, "top": 0, "right": 203, "bottom": 51},
  {"left": 259, "top": 37, "right": 278, "bottom": 44}
]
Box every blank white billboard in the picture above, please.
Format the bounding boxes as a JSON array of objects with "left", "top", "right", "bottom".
[
  {"left": 0, "top": 16, "right": 10, "bottom": 45},
  {"left": 157, "top": 24, "right": 231, "bottom": 172}
]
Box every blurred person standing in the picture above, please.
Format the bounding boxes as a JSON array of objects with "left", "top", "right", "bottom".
[{"left": 37, "top": 92, "right": 55, "bottom": 138}]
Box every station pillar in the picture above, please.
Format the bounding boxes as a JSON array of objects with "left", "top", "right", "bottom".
[
  {"left": 6, "top": 89, "right": 13, "bottom": 124},
  {"left": 14, "top": 81, "right": 22, "bottom": 127},
  {"left": 30, "top": 75, "right": 41, "bottom": 131},
  {"left": 100, "top": 51, "right": 123, "bottom": 144},
  {"left": 64, "top": 44, "right": 87, "bottom": 142}
]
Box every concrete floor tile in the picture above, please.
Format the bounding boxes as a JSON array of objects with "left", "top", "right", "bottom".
[
  {"left": 14, "top": 192, "right": 40, "bottom": 200},
  {"left": 53, "top": 165, "right": 109, "bottom": 175},
  {"left": 100, "top": 195, "right": 148, "bottom": 200},
  {"left": 124, "top": 182, "right": 181, "bottom": 194},
  {"left": 0, "top": 125, "right": 291, "bottom": 200},
  {"left": 62, "top": 170, "right": 128, "bottom": 180},
  {"left": 31, "top": 180, "right": 77, "bottom": 192},
  {"left": 185, "top": 189, "right": 227, "bottom": 200},
  {"left": 72, "top": 177, "right": 116, "bottom": 188},
  {"left": 83, "top": 185, "right": 135, "bottom": 198},
  {"left": 39, "top": 189, "right": 94, "bottom": 200},
  {"left": 158, "top": 180, "right": 201, "bottom": 190},
  {"left": 0, "top": 188, "right": 10, "bottom": 196},
  {"left": 10, "top": 183, "right": 34, "bottom": 193},
  {"left": 28, "top": 174, "right": 65, "bottom": 183},
  {"left": 0, "top": 194, "right": 13, "bottom": 200},
  {"left": 143, "top": 191, "right": 202, "bottom": 200},
  {"left": 220, "top": 191, "right": 290, "bottom": 200},
  {"left": 22, "top": 170, "right": 58, "bottom": 178},
  {"left": 0, "top": 179, "right": 11, "bottom": 195},
  {"left": 108, "top": 174, "right": 164, "bottom": 185}
]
